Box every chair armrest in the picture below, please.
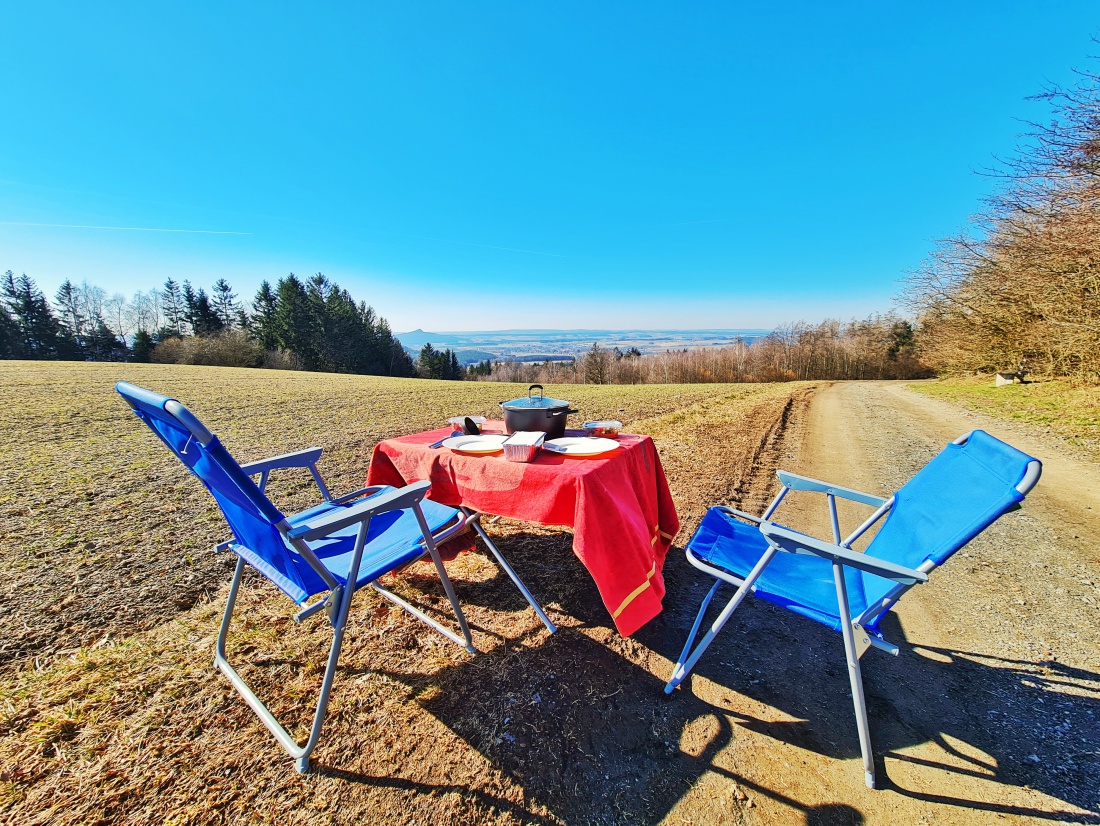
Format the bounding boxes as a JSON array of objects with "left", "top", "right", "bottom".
[
  {"left": 776, "top": 470, "right": 888, "bottom": 507},
  {"left": 241, "top": 447, "right": 324, "bottom": 476},
  {"left": 331, "top": 485, "right": 385, "bottom": 504},
  {"left": 715, "top": 506, "right": 763, "bottom": 524},
  {"left": 760, "top": 522, "right": 928, "bottom": 585},
  {"left": 286, "top": 481, "right": 433, "bottom": 541}
]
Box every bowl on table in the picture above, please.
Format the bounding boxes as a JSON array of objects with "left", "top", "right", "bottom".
[{"left": 581, "top": 420, "right": 623, "bottom": 438}]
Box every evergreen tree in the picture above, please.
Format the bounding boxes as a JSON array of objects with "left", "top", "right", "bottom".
[
  {"left": 389, "top": 339, "right": 416, "bottom": 377},
  {"left": 418, "top": 343, "right": 439, "bottom": 378},
  {"left": 376, "top": 318, "right": 416, "bottom": 377},
  {"left": 417, "top": 343, "right": 463, "bottom": 380},
  {"left": 211, "top": 278, "right": 241, "bottom": 329},
  {"left": 162, "top": 278, "right": 186, "bottom": 337},
  {"left": 274, "top": 273, "right": 321, "bottom": 368},
  {"left": 131, "top": 329, "right": 155, "bottom": 362},
  {"left": 182, "top": 280, "right": 197, "bottom": 326},
  {"left": 184, "top": 282, "right": 224, "bottom": 336},
  {"left": 250, "top": 280, "right": 279, "bottom": 350},
  {"left": 54, "top": 279, "right": 88, "bottom": 354},
  {"left": 2, "top": 271, "right": 63, "bottom": 358},
  {"left": 467, "top": 359, "right": 493, "bottom": 378},
  {"left": 85, "top": 313, "right": 128, "bottom": 360},
  {"left": 0, "top": 302, "right": 19, "bottom": 358}
]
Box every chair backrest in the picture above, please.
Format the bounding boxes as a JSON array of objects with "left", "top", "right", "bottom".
[
  {"left": 116, "top": 382, "right": 309, "bottom": 598},
  {"left": 861, "top": 429, "right": 1040, "bottom": 607}
]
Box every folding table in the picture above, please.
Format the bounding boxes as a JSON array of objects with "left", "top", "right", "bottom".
[{"left": 366, "top": 422, "right": 680, "bottom": 636}]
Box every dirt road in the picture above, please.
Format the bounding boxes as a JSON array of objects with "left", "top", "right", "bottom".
[{"left": 664, "top": 381, "right": 1100, "bottom": 825}]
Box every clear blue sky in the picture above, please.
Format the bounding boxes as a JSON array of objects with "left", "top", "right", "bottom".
[{"left": 2, "top": 3, "right": 1097, "bottom": 332}]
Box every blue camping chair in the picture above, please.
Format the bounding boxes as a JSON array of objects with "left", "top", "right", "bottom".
[
  {"left": 665, "top": 430, "right": 1041, "bottom": 789},
  {"left": 117, "top": 382, "right": 492, "bottom": 772}
]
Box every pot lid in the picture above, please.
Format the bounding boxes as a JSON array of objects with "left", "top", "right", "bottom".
[{"left": 501, "top": 384, "right": 571, "bottom": 410}]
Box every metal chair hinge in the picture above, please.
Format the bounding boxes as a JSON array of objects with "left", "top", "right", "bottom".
[
  {"left": 325, "top": 586, "right": 344, "bottom": 626},
  {"left": 852, "top": 623, "right": 872, "bottom": 659}
]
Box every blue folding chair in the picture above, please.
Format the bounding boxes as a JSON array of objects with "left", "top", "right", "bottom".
[
  {"left": 665, "top": 430, "right": 1041, "bottom": 789},
  {"left": 117, "top": 381, "right": 487, "bottom": 772}
]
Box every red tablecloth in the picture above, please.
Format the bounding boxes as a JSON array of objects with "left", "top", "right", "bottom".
[{"left": 366, "top": 423, "right": 680, "bottom": 636}]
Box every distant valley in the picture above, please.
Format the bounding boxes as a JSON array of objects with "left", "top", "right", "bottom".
[{"left": 394, "top": 328, "right": 771, "bottom": 365}]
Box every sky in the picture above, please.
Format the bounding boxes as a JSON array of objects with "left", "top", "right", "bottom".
[{"left": 1, "top": 3, "right": 1097, "bottom": 332}]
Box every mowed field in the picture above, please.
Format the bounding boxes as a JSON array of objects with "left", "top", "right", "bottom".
[{"left": 0, "top": 362, "right": 812, "bottom": 825}]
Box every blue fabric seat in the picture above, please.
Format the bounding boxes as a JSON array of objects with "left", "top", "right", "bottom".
[
  {"left": 666, "top": 430, "right": 1042, "bottom": 789},
  {"left": 688, "top": 510, "right": 873, "bottom": 632},
  {"left": 116, "top": 381, "right": 477, "bottom": 773}
]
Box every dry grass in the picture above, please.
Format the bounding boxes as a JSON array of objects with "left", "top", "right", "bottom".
[
  {"left": 908, "top": 375, "right": 1100, "bottom": 460},
  {"left": 0, "top": 361, "right": 810, "bottom": 825}
]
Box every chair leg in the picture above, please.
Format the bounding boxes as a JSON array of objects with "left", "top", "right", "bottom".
[
  {"left": 833, "top": 561, "right": 876, "bottom": 789},
  {"left": 215, "top": 556, "right": 355, "bottom": 773},
  {"left": 464, "top": 508, "right": 557, "bottom": 633},
  {"left": 665, "top": 545, "right": 778, "bottom": 693},
  {"left": 667, "top": 580, "right": 722, "bottom": 688}
]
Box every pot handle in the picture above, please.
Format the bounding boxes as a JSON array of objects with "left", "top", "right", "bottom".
[
  {"left": 528, "top": 384, "right": 544, "bottom": 400},
  {"left": 548, "top": 407, "right": 580, "bottom": 418}
]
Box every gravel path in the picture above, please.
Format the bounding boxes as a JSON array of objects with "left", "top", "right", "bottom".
[{"left": 686, "top": 381, "right": 1100, "bottom": 825}]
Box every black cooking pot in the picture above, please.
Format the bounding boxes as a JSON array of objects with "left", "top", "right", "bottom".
[{"left": 500, "top": 385, "right": 578, "bottom": 438}]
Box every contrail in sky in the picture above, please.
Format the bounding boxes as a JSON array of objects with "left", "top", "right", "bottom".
[
  {"left": 397, "top": 233, "right": 565, "bottom": 258},
  {"left": 0, "top": 221, "right": 251, "bottom": 235},
  {"left": 662, "top": 218, "right": 733, "bottom": 227}
]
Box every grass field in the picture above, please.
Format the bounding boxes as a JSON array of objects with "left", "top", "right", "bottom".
[
  {"left": 0, "top": 361, "right": 813, "bottom": 825},
  {"left": 908, "top": 375, "right": 1100, "bottom": 459}
]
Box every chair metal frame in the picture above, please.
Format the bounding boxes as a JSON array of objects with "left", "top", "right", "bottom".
[
  {"left": 664, "top": 431, "right": 1042, "bottom": 789},
  {"left": 117, "top": 382, "right": 550, "bottom": 773}
]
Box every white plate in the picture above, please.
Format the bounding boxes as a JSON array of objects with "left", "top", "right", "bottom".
[
  {"left": 442, "top": 434, "right": 508, "bottom": 454},
  {"left": 543, "top": 437, "right": 621, "bottom": 457}
]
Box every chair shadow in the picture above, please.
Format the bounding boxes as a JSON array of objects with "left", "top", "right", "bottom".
[
  {"left": 639, "top": 560, "right": 1100, "bottom": 823},
  {"left": 318, "top": 528, "right": 1098, "bottom": 824},
  {"left": 334, "top": 625, "right": 734, "bottom": 825}
]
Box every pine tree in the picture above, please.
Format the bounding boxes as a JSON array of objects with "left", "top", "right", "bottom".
[
  {"left": 0, "top": 302, "right": 19, "bottom": 358},
  {"left": 132, "top": 329, "right": 154, "bottom": 362},
  {"left": 85, "top": 313, "right": 128, "bottom": 360},
  {"left": 2, "top": 271, "right": 63, "bottom": 358},
  {"left": 54, "top": 280, "right": 88, "bottom": 353},
  {"left": 183, "top": 283, "right": 223, "bottom": 336},
  {"left": 418, "top": 343, "right": 438, "bottom": 378},
  {"left": 274, "top": 274, "right": 321, "bottom": 369},
  {"left": 250, "top": 281, "right": 279, "bottom": 350},
  {"left": 211, "top": 278, "right": 241, "bottom": 329},
  {"left": 162, "top": 278, "right": 186, "bottom": 337},
  {"left": 376, "top": 318, "right": 416, "bottom": 377}
]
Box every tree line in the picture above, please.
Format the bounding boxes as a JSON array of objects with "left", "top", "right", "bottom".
[
  {"left": 903, "top": 58, "right": 1100, "bottom": 382},
  {"left": 2, "top": 275, "right": 929, "bottom": 385},
  {"left": 0, "top": 270, "right": 418, "bottom": 377},
  {"left": 477, "top": 315, "right": 930, "bottom": 385}
]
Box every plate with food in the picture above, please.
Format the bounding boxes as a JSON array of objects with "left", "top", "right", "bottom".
[
  {"left": 442, "top": 434, "right": 508, "bottom": 455},
  {"left": 542, "top": 437, "right": 621, "bottom": 457}
]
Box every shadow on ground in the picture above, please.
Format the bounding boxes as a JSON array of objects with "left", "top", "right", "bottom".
[{"left": 315, "top": 529, "right": 1100, "bottom": 824}]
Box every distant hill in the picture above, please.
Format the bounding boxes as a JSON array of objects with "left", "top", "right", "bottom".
[
  {"left": 400, "top": 342, "right": 498, "bottom": 366},
  {"left": 394, "top": 329, "right": 477, "bottom": 349},
  {"left": 394, "top": 328, "right": 771, "bottom": 361}
]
